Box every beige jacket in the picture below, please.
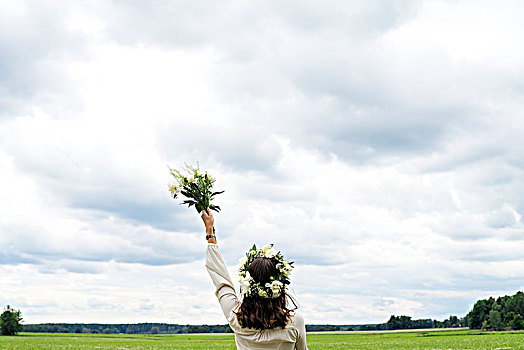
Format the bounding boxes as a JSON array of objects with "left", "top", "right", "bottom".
[{"left": 206, "top": 243, "right": 308, "bottom": 350}]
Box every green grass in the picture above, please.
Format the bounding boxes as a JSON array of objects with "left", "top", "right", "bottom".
[
  {"left": 307, "top": 330, "right": 524, "bottom": 349},
  {"left": 1, "top": 330, "right": 523, "bottom": 349}
]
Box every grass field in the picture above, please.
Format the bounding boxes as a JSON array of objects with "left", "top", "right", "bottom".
[{"left": 1, "top": 330, "right": 524, "bottom": 349}]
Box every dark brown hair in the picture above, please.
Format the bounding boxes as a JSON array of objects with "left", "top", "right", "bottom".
[{"left": 235, "top": 257, "right": 297, "bottom": 329}]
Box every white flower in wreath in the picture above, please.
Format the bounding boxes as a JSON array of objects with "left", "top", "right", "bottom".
[
  {"left": 264, "top": 247, "right": 278, "bottom": 259},
  {"left": 282, "top": 261, "right": 292, "bottom": 275},
  {"left": 277, "top": 260, "right": 293, "bottom": 277},
  {"left": 239, "top": 256, "right": 248, "bottom": 268},
  {"left": 266, "top": 280, "right": 283, "bottom": 296},
  {"left": 239, "top": 272, "right": 252, "bottom": 293},
  {"left": 258, "top": 289, "right": 269, "bottom": 298}
]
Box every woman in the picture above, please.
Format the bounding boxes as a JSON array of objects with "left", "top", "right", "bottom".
[{"left": 201, "top": 208, "right": 308, "bottom": 350}]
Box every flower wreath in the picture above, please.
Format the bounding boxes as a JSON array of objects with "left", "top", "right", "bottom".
[{"left": 238, "top": 244, "right": 294, "bottom": 299}]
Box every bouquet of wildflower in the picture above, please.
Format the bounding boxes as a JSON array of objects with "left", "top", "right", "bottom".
[
  {"left": 168, "top": 163, "right": 224, "bottom": 218},
  {"left": 238, "top": 244, "right": 294, "bottom": 299}
]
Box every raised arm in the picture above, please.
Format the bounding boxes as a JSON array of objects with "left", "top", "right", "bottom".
[{"left": 201, "top": 209, "right": 239, "bottom": 320}]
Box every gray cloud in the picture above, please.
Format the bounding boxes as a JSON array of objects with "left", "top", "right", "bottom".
[
  {"left": 0, "top": 216, "right": 203, "bottom": 267},
  {"left": 0, "top": 1, "right": 90, "bottom": 116},
  {"left": 97, "top": 0, "right": 450, "bottom": 164}
]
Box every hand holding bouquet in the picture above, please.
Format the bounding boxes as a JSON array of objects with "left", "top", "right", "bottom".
[{"left": 168, "top": 163, "right": 224, "bottom": 224}]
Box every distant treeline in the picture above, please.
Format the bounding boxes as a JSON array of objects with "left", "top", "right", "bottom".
[
  {"left": 23, "top": 323, "right": 233, "bottom": 334},
  {"left": 385, "top": 315, "right": 466, "bottom": 330},
  {"left": 467, "top": 291, "right": 524, "bottom": 330},
  {"left": 23, "top": 315, "right": 464, "bottom": 334},
  {"left": 305, "top": 315, "right": 465, "bottom": 332}
]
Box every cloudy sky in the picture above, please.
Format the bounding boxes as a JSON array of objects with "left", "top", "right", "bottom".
[{"left": 1, "top": 0, "right": 524, "bottom": 325}]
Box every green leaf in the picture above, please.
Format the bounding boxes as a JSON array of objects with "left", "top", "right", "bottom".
[
  {"left": 180, "top": 190, "right": 193, "bottom": 198},
  {"left": 195, "top": 203, "right": 204, "bottom": 213}
]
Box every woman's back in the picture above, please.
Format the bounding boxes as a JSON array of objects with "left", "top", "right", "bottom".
[
  {"left": 205, "top": 241, "right": 308, "bottom": 350},
  {"left": 229, "top": 311, "right": 307, "bottom": 350}
]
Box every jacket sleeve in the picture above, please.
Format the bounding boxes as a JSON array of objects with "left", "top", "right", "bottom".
[
  {"left": 295, "top": 313, "right": 309, "bottom": 350},
  {"left": 205, "top": 243, "right": 239, "bottom": 320}
]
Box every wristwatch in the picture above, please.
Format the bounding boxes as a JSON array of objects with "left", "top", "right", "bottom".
[{"left": 206, "top": 233, "right": 216, "bottom": 240}]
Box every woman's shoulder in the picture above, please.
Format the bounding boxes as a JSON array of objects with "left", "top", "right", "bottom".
[{"left": 289, "top": 312, "right": 304, "bottom": 326}]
